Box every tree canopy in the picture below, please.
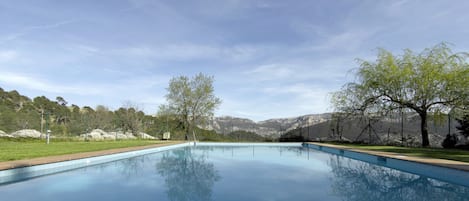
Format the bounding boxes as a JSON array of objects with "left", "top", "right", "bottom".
[
  {"left": 332, "top": 43, "right": 469, "bottom": 147},
  {"left": 161, "top": 73, "right": 222, "bottom": 140}
]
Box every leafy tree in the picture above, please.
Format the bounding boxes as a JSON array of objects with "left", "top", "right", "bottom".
[
  {"left": 114, "top": 102, "right": 144, "bottom": 136},
  {"left": 333, "top": 43, "right": 469, "bottom": 147},
  {"left": 56, "top": 96, "right": 68, "bottom": 106},
  {"left": 68, "top": 104, "right": 84, "bottom": 134},
  {"left": 94, "top": 105, "right": 114, "bottom": 130},
  {"left": 162, "top": 73, "right": 222, "bottom": 140},
  {"left": 0, "top": 104, "right": 16, "bottom": 132},
  {"left": 80, "top": 106, "right": 96, "bottom": 132}
]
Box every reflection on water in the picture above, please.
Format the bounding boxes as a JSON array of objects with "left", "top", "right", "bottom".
[
  {"left": 1, "top": 145, "right": 469, "bottom": 201},
  {"left": 156, "top": 147, "right": 220, "bottom": 201},
  {"left": 329, "top": 155, "right": 469, "bottom": 201}
]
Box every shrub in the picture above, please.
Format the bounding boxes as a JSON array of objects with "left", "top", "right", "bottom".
[{"left": 442, "top": 134, "right": 458, "bottom": 148}]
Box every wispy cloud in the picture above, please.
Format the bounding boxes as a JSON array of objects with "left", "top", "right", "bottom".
[
  {"left": 217, "top": 83, "right": 332, "bottom": 121},
  {"left": 245, "top": 61, "right": 347, "bottom": 83},
  {"left": 246, "top": 64, "right": 295, "bottom": 80},
  {"left": 262, "top": 83, "right": 331, "bottom": 111},
  {"left": 68, "top": 44, "right": 100, "bottom": 54},
  {"left": 0, "top": 50, "right": 18, "bottom": 62},
  {"left": 1, "top": 0, "right": 468, "bottom": 121},
  {"left": 115, "top": 44, "right": 263, "bottom": 62},
  {"left": 309, "top": 29, "right": 380, "bottom": 52},
  {"left": 0, "top": 20, "right": 75, "bottom": 44},
  {"left": 0, "top": 72, "right": 102, "bottom": 95},
  {"left": 0, "top": 70, "right": 170, "bottom": 114}
]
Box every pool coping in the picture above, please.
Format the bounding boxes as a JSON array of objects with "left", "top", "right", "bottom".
[
  {"left": 0, "top": 142, "right": 305, "bottom": 185},
  {"left": 306, "top": 142, "right": 469, "bottom": 172},
  {"left": 0, "top": 141, "right": 184, "bottom": 171}
]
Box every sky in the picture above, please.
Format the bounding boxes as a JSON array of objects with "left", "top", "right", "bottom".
[{"left": 1, "top": 0, "right": 469, "bottom": 121}]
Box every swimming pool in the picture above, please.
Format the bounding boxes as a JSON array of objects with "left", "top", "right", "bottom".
[{"left": 1, "top": 143, "right": 469, "bottom": 201}]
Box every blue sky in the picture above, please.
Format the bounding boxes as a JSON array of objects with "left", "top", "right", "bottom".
[{"left": 1, "top": 0, "right": 469, "bottom": 121}]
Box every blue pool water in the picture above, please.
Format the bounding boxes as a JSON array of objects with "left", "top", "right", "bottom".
[{"left": 1, "top": 144, "right": 469, "bottom": 201}]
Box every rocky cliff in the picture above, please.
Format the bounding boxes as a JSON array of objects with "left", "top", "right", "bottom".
[
  {"left": 203, "top": 114, "right": 332, "bottom": 137},
  {"left": 204, "top": 112, "right": 461, "bottom": 147},
  {"left": 281, "top": 114, "right": 461, "bottom": 147}
]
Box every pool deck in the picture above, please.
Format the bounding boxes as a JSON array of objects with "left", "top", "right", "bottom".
[
  {"left": 307, "top": 142, "right": 469, "bottom": 172},
  {"left": 0, "top": 141, "right": 183, "bottom": 171}
]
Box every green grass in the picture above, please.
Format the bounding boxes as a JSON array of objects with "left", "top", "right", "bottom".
[
  {"left": 332, "top": 143, "right": 469, "bottom": 163},
  {"left": 0, "top": 138, "right": 173, "bottom": 162}
]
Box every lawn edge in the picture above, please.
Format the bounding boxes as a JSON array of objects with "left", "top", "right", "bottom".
[
  {"left": 0, "top": 141, "right": 184, "bottom": 171},
  {"left": 307, "top": 142, "right": 469, "bottom": 172}
]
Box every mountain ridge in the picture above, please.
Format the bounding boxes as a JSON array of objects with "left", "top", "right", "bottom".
[{"left": 203, "top": 113, "right": 332, "bottom": 137}]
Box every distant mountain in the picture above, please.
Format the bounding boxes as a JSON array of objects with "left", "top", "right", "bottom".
[
  {"left": 202, "top": 112, "right": 460, "bottom": 147},
  {"left": 202, "top": 114, "right": 332, "bottom": 137},
  {"left": 281, "top": 114, "right": 459, "bottom": 147}
]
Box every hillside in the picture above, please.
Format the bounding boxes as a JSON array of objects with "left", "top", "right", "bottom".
[
  {"left": 281, "top": 114, "right": 459, "bottom": 147},
  {"left": 0, "top": 88, "right": 268, "bottom": 142},
  {"left": 203, "top": 114, "right": 331, "bottom": 138}
]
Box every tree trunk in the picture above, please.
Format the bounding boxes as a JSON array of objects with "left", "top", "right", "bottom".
[
  {"left": 192, "top": 130, "right": 197, "bottom": 143},
  {"left": 184, "top": 123, "right": 189, "bottom": 141},
  {"left": 419, "top": 112, "right": 430, "bottom": 147}
]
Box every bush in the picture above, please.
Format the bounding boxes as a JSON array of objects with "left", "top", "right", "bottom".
[{"left": 442, "top": 134, "right": 458, "bottom": 148}]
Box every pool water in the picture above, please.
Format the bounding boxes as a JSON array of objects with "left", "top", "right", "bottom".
[{"left": 1, "top": 145, "right": 469, "bottom": 201}]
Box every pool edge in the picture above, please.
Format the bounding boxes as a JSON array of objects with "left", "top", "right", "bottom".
[
  {"left": 0, "top": 142, "right": 190, "bottom": 184},
  {"left": 304, "top": 142, "right": 469, "bottom": 187},
  {"left": 305, "top": 142, "right": 469, "bottom": 172},
  {"left": 0, "top": 142, "right": 302, "bottom": 185},
  {"left": 0, "top": 141, "right": 185, "bottom": 171}
]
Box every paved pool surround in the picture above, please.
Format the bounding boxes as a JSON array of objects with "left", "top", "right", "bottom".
[{"left": 305, "top": 142, "right": 469, "bottom": 187}]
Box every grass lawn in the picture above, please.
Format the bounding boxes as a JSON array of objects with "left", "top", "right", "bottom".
[
  {"left": 0, "top": 138, "right": 174, "bottom": 162},
  {"left": 333, "top": 143, "right": 469, "bottom": 163}
]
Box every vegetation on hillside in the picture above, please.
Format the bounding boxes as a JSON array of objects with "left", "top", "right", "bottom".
[
  {"left": 0, "top": 86, "right": 269, "bottom": 142},
  {"left": 0, "top": 87, "right": 169, "bottom": 138}
]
